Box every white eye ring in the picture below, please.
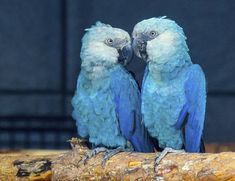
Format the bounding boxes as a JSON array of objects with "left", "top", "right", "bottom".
[
  {"left": 105, "top": 38, "right": 114, "bottom": 46},
  {"left": 150, "top": 31, "right": 157, "bottom": 38}
]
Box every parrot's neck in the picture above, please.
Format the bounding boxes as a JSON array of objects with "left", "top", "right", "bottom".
[
  {"left": 148, "top": 58, "right": 191, "bottom": 83},
  {"left": 81, "top": 64, "right": 120, "bottom": 89},
  {"left": 81, "top": 59, "right": 117, "bottom": 79}
]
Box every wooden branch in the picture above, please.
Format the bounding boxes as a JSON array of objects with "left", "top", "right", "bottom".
[
  {"left": 1, "top": 140, "right": 235, "bottom": 181},
  {"left": 0, "top": 150, "right": 65, "bottom": 181},
  {"left": 52, "top": 145, "right": 235, "bottom": 181}
]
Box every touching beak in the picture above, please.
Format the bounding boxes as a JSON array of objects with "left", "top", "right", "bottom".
[
  {"left": 132, "top": 37, "right": 148, "bottom": 61},
  {"left": 118, "top": 44, "right": 133, "bottom": 66}
]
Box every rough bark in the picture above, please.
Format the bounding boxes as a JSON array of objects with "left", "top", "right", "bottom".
[
  {"left": 0, "top": 150, "right": 65, "bottom": 181},
  {"left": 1, "top": 139, "right": 235, "bottom": 181},
  {"left": 52, "top": 144, "right": 235, "bottom": 181}
]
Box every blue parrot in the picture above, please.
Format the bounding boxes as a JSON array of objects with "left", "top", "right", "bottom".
[
  {"left": 72, "top": 22, "right": 154, "bottom": 164},
  {"left": 132, "top": 17, "right": 206, "bottom": 164}
]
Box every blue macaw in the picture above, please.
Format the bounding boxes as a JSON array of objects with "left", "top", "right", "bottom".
[
  {"left": 132, "top": 17, "right": 206, "bottom": 163},
  {"left": 72, "top": 22, "right": 154, "bottom": 163}
]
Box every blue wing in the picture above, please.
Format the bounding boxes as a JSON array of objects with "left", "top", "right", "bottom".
[
  {"left": 175, "top": 64, "right": 206, "bottom": 152},
  {"left": 111, "top": 66, "right": 154, "bottom": 152}
]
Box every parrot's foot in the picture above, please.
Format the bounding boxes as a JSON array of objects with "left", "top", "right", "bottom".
[
  {"left": 154, "top": 147, "right": 185, "bottom": 172},
  {"left": 101, "top": 147, "right": 130, "bottom": 166},
  {"left": 82, "top": 147, "right": 108, "bottom": 165}
]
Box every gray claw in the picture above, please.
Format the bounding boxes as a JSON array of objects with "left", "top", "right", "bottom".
[
  {"left": 101, "top": 147, "right": 128, "bottom": 166},
  {"left": 154, "top": 147, "right": 185, "bottom": 172},
  {"left": 82, "top": 147, "right": 108, "bottom": 165}
]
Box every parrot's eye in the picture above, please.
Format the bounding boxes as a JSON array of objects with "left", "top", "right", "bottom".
[
  {"left": 105, "top": 38, "right": 114, "bottom": 46},
  {"left": 149, "top": 31, "right": 158, "bottom": 38}
]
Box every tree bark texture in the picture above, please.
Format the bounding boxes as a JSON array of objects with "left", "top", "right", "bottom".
[{"left": 1, "top": 140, "right": 235, "bottom": 181}]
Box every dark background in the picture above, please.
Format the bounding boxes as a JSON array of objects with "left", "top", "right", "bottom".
[{"left": 0, "top": 0, "right": 234, "bottom": 149}]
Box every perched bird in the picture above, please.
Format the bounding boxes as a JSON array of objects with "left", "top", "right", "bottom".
[
  {"left": 72, "top": 22, "right": 154, "bottom": 164},
  {"left": 132, "top": 17, "right": 206, "bottom": 164}
]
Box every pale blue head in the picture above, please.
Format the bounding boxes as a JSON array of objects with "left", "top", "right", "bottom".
[
  {"left": 81, "top": 22, "right": 132, "bottom": 70},
  {"left": 132, "top": 17, "right": 190, "bottom": 64}
]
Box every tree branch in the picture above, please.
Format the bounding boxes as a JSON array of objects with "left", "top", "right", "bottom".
[{"left": 1, "top": 139, "right": 235, "bottom": 181}]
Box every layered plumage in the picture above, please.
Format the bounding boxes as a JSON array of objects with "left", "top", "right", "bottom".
[
  {"left": 132, "top": 17, "right": 206, "bottom": 152},
  {"left": 72, "top": 22, "right": 154, "bottom": 152}
]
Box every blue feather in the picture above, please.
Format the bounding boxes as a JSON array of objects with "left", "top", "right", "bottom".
[
  {"left": 72, "top": 21, "right": 155, "bottom": 152},
  {"left": 72, "top": 65, "right": 154, "bottom": 152},
  {"left": 110, "top": 65, "right": 154, "bottom": 152},
  {"left": 134, "top": 17, "right": 206, "bottom": 153},
  {"left": 176, "top": 64, "right": 206, "bottom": 152}
]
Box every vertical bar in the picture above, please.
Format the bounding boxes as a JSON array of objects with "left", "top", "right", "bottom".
[
  {"left": 59, "top": 0, "right": 68, "bottom": 149},
  {"left": 10, "top": 119, "right": 15, "bottom": 149},
  {"left": 60, "top": 0, "right": 67, "bottom": 116}
]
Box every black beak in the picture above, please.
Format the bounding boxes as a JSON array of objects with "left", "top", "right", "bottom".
[
  {"left": 132, "top": 38, "right": 148, "bottom": 61},
  {"left": 118, "top": 44, "right": 133, "bottom": 66}
]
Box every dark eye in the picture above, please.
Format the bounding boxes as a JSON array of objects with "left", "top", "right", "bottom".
[
  {"left": 150, "top": 31, "right": 157, "bottom": 38},
  {"left": 105, "top": 38, "right": 114, "bottom": 46}
]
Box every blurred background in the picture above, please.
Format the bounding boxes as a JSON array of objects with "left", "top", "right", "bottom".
[{"left": 0, "top": 0, "right": 235, "bottom": 150}]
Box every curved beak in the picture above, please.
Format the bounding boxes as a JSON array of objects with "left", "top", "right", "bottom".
[
  {"left": 132, "top": 37, "right": 148, "bottom": 61},
  {"left": 118, "top": 44, "right": 133, "bottom": 66}
]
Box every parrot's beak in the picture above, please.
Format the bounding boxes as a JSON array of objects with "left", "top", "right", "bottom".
[
  {"left": 132, "top": 37, "right": 148, "bottom": 61},
  {"left": 118, "top": 44, "right": 133, "bottom": 66}
]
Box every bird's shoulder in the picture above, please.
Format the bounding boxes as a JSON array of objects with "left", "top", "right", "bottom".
[
  {"left": 186, "top": 64, "right": 205, "bottom": 81},
  {"left": 110, "top": 65, "right": 139, "bottom": 89},
  {"left": 184, "top": 64, "right": 206, "bottom": 103}
]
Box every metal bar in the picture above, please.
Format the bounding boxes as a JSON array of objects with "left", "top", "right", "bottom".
[
  {"left": 0, "top": 89, "right": 74, "bottom": 95},
  {"left": 0, "top": 127, "right": 76, "bottom": 132},
  {"left": 0, "top": 115, "right": 72, "bottom": 120},
  {"left": 60, "top": 0, "right": 67, "bottom": 116},
  {"left": 0, "top": 89, "right": 235, "bottom": 97}
]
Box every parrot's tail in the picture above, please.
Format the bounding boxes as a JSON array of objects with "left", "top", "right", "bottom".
[{"left": 200, "top": 138, "right": 206, "bottom": 153}]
